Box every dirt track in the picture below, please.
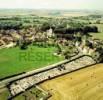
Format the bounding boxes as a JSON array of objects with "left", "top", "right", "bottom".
[{"left": 40, "top": 64, "right": 103, "bottom": 100}]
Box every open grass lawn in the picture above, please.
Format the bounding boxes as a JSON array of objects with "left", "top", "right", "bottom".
[
  {"left": 91, "top": 32, "right": 103, "bottom": 40},
  {"left": 40, "top": 64, "right": 103, "bottom": 100},
  {"left": 90, "top": 24, "right": 103, "bottom": 40},
  {"left": 0, "top": 45, "right": 63, "bottom": 79}
]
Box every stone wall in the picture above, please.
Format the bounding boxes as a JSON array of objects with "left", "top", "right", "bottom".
[{"left": 8, "top": 55, "right": 96, "bottom": 97}]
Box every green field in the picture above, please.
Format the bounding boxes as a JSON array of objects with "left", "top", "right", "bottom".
[
  {"left": 90, "top": 24, "right": 103, "bottom": 40},
  {"left": 91, "top": 32, "right": 103, "bottom": 40},
  {"left": 0, "top": 88, "right": 10, "bottom": 100},
  {"left": 0, "top": 45, "right": 63, "bottom": 79}
]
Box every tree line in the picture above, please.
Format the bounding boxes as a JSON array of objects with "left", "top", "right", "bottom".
[{"left": 41, "top": 22, "right": 98, "bottom": 34}]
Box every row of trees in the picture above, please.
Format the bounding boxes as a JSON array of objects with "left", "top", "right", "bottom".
[
  {"left": 40, "top": 22, "right": 98, "bottom": 35},
  {"left": 0, "top": 22, "right": 22, "bottom": 30},
  {"left": 54, "top": 26, "right": 98, "bottom": 34}
]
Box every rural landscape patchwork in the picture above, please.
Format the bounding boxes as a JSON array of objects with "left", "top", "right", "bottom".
[{"left": 0, "top": 1, "right": 103, "bottom": 100}]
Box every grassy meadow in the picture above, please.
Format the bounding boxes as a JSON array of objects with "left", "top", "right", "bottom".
[
  {"left": 91, "top": 24, "right": 103, "bottom": 40},
  {"left": 0, "top": 45, "right": 63, "bottom": 79},
  {"left": 0, "top": 88, "right": 10, "bottom": 100}
]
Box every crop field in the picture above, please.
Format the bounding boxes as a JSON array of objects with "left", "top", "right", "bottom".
[
  {"left": 0, "top": 46, "right": 63, "bottom": 79},
  {"left": 40, "top": 64, "right": 103, "bottom": 100}
]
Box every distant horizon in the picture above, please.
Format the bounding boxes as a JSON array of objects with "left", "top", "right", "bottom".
[
  {"left": 0, "top": 0, "right": 102, "bottom": 11},
  {"left": 0, "top": 8, "right": 102, "bottom": 12}
]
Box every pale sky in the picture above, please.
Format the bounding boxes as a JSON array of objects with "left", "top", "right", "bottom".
[{"left": 0, "top": 0, "right": 102, "bottom": 10}]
